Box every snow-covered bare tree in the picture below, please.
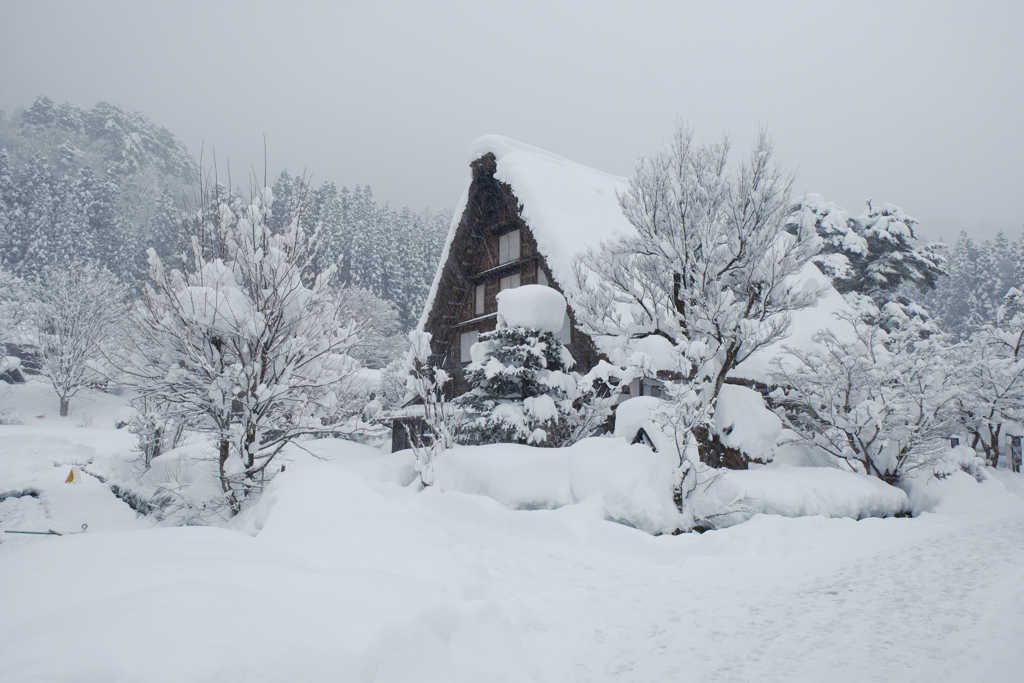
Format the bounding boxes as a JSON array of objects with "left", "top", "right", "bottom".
[
  {"left": 949, "top": 287, "right": 1024, "bottom": 467},
  {"left": 403, "top": 329, "right": 458, "bottom": 486},
  {"left": 110, "top": 177, "right": 364, "bottom": 511},
  {"left": 574, "top": 124, "right": 822, "bottom": 468},
  {"left": 772, "top": 303, "right": 958, "bottom": 483},
  {"left": 30, "top": 259, "right": 126, "bottom": 416},
  {"left": 333, "top": 286, "right": 405, "bottom": 369}
]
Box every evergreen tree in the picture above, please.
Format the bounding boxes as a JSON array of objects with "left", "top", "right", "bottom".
[
  {"left": 789, "top": 195, "right": 947, "bottom": 306},
  {"left": 456, "top": 287, "right": 584, "bottom": 447}
]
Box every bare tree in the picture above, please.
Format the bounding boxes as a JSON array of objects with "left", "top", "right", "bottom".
[
  {"left": 30, "top": 260, "right": 126, "bottom": 416},
  {"left": 110, "top": 174, "right": 365, "bottom": 511},
  {"left": 403, "top": 330, "right": 457, "bottom": 486},
  {"left": 773, "top": 307, "right": 958, "bottom": 483},
  {"left": 574, "top": 124, "right": 821, "bottom": 471}
]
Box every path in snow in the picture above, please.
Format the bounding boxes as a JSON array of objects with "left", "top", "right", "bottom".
[{"left": 447, "top": 511, "right": 1024, "bottom": 682}]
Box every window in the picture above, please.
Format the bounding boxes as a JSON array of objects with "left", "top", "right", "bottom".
[
  {"left": 537, "top": 265, "right": 548, "bottom": 286},
  {"left": 499, "top": 273, "right": 520, "bottom": 291},
  {"left": 475, "top": 284, "right": 485, "bottom": 315},
  {"left": 498, "top": 229, "right": 520, "bottom": 264},
  {"left": 460, "top": 331, "right": 479, "bottom": 363},
  {"left": 558, "top": 312, "right": 572, "bottom": 344}
]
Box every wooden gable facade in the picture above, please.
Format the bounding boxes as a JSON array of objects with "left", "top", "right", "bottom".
[{"left": 421, "top": 152, "right": 603, "bottom": 396}]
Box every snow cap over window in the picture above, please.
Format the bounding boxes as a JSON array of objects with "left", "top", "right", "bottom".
[{"left": 496, "top": 284, "right": 567, "bottom": 333}]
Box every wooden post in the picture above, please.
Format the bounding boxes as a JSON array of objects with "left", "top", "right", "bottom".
[{"left": 1012, "top": 436, "right": 1022, "bottom": 474}]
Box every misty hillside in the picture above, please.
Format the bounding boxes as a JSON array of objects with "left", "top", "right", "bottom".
[{"left": 0, "top": 96, "right": 449, "bottom": 329}]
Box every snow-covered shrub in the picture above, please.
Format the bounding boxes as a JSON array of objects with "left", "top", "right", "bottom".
[
  {"left": 109, "top": 179, "right": 365, "bottom": 512},
  {"left": 126, "top": 395, "right": 188, "bottom": 468},
  {"left": 456, "top": 286, "right": 610, "bottom": 447},
  {"left": 948, "top": 287, "right": 1024, "bottom": 467},
  {"left": 773, "top": 307, "right": 958, "bottom": 483},
  {"left": 377, "top": 358, "right": 410, "bottom": 410},
  {"left": 929, "top": 445, "right": 988, "bottom": 482},
  {"left": 403, "top": 330, "right": 458, "bottom": 486}
]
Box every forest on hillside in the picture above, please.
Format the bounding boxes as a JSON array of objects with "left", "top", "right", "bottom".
[{"left": 0, "top": 96, "right": 451, "bottom": 334}]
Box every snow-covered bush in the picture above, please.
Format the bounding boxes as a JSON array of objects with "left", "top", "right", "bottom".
[
  {"left": 109, "top": 180, "right": 365, "bottom": 512},
  {"left": 773, "top": 307, "right": 958, "bottom": 483},
  {"left": 403, "top": 329, "right": 458, "bottom": 486},
  {"left": 949, "top": 287, "right": 1024, "bottom": 467},
  {"left": 126, "top": 395, "right": 189, "bottom": 468},
  {"left": 29, "top": 259, "right": 127, "bottom": 416},
  {"left": 456, "top": 286, "right": 612, "bottom": 447}
]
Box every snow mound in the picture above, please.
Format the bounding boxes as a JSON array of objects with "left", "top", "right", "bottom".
[
  {"left": 613, "top": 396, "right": 677, "bottom": 454},
  {"left": 692, "top": 465, "right": 909, "bottom": 529},
  {"left": 496, "top": 284, "right": 566, "bottom": 333},
  {"left": 0, "top": 460, "right": 531, "bottom": 683},
  {"left": 903, "top": 468, "right": 1024, "bottom": 517},
  {"left": 713, "top": 384, "right": 781, "bottom": 462},
  {"left": 433, "top": 439, "right": 683, "bottom": 535}
]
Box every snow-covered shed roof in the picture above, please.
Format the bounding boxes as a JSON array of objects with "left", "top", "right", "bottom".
[{"left": 420, "top": 135, "right": 856, "bottom": 384}]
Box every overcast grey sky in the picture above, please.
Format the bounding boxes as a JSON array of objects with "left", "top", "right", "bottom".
[{"left": 1, "top": 0, "right": 1021, "bottom": 242}]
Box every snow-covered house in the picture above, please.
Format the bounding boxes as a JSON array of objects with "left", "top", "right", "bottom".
[
  {"left": 417, "top": 135, "right": 854, "bottom": 399},
  {"left": 417, "top": 136, "right": 635, "bottom": 395}
]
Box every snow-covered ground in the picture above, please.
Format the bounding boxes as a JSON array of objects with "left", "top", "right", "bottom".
[{"left": 3, "top": 381, "right": 1024, "bottom": 682}]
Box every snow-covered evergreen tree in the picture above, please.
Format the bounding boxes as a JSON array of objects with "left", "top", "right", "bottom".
[
  {"left": 456, "top": 286, "right": 605, "bottom": 447},
  {"left": 922, "top": 230, "right": 1024, "bottom": 339},
  {"left": 789, "top": 195, "right": 947, "bottom": 307}
]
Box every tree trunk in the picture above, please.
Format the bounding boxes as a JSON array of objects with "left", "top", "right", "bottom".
[
  {"left": 59, "top": 396, "right": 69, "bottom": 417},
  {"left": 218, "top": 438, "right": 231, "bottom": 493},
  {"left": 692, "top": 424, "right": 748, "bottom": 470}
]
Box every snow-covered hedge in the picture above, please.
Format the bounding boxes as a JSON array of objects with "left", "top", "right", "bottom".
[
  {"left": 433, "top": 439, "right": 682, "bottom": 534},
  {"left": 691, "top": 465, "right": 909, "bottom": 529},
  {"left": 433, "top": 439, "right": 910, "bottom": 534}
]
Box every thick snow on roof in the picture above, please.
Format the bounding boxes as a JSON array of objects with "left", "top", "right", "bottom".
[
  {"left": 418, "top": 135, "right": 632, "bottom": 331},
  {"left": 467, "top": 136, "right": 634, "bottom": 293}
]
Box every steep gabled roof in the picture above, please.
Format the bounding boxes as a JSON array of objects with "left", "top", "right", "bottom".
[{"left": 418, "top": 135, "right": 633, "bottom": 331}]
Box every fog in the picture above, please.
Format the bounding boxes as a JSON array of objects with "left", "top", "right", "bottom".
[{"left": 1, "top": 0, "right": 1021, "bottom": 241}]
